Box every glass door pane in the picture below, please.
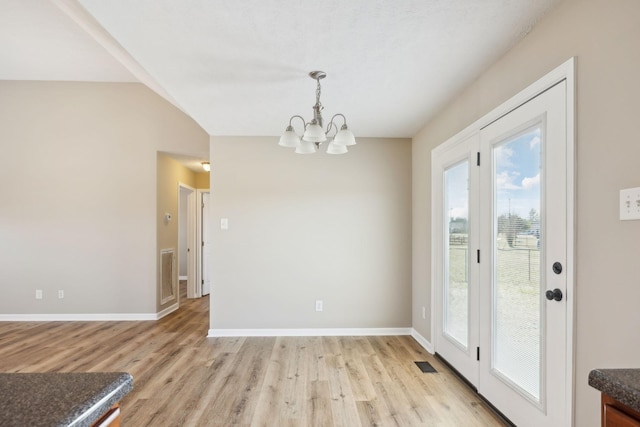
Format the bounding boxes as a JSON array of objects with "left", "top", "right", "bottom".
[
  {"left": 444, "top": 161, "right": 469, "bottom": 348},
  {"left": 492, "top": 125, "right": 542, "bottom": 402}
]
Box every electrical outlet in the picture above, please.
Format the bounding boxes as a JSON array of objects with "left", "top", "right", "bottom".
[
  {"left": 58, "top": 290, "right": 64, "bottom": 299},
  {"left": 422, "top": 306, "right": 426, "bottom": 319},
  {"left": 315, "top": 300, "right": 323, "bottom": 312},
  {"left": 620, "top": 187, "right": 640, "bottom": 220},
  {"left": 35, "top": 290, "right": 43, "bottom": 300}
]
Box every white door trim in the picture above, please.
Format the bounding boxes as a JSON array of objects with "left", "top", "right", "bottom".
[
  {"left": 196, "top": 189, "right": 211, "bottom": 298},
  {"left": 430, "top": 57, "right": 574, "bottom": 426}
]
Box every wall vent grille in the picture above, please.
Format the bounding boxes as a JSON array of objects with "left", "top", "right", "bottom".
[{"left": 160, "top": 249, "right": 176, "bottom": 304}]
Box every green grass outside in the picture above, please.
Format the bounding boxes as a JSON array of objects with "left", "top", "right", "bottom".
[{"left": 445, "top": 233, "right": 542, "bottom": 398}]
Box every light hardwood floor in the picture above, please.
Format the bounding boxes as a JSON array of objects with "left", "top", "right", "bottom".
[{"left": 0, "top": 284, "right": 505, "bottom": 426}]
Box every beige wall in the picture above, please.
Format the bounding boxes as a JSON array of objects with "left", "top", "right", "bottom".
[
  {"left": 210, "top": 136, "right": 411, "bottom": 330},
  {"left": 412, "top": 0, "right": 640, "bottom": 424},
  {"left": 195, "top": 172, "right": 210, "bottom": 189},
  {"left": 0, "top": 81, "right": 208, "bottom": 315}
]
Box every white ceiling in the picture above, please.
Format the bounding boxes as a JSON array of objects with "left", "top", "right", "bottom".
[
  {"left": 0, "top": 0, "right": 135, "bottom": 82},
  {"left": 1, "top": 0, "right": 563, "bottom": 139}
]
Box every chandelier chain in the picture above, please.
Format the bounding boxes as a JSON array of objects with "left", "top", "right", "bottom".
[
  {"left": 312, "top": 77, "right": 324, "bottom": 127},
  {"left": 315, "top": 78, "right": 322, "bottom": 109}
]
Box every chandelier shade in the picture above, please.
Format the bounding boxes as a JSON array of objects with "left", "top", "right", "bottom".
[
  {"left": 302, "top": 122, "right": 327, "bottom": 143},
  {"left": 326, "top": 141, "right": 348, "bottom": 155},
  {"left": 278, "top": 126, "right": 300, "bottom": 147},
  {"left": 333, "top": 125, "right": 356, "bottom": 146},
  {"left": 295, "top": 140, "right": 316, "bottom": 154},
  {"left": 278, "top": 71, "right": 355, "bottom": 155}
]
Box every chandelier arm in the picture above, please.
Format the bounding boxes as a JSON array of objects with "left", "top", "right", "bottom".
[
  {"left": 326, "top": 113, "right": 348, "bottom": 134},
  {"left": 331, "top": 113, "right": 347, "bottom": 125},
  {"left": 325, "top": 121, "right": 336, "bottom": 137},
  {"left": 288, "top": 115, "right": 307, "bottom": 132}
]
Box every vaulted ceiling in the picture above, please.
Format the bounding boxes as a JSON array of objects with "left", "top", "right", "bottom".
[{"left": 0, "top": 0, "right": 563, "bottom": 138}]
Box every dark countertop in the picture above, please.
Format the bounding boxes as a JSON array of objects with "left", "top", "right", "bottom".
[
  {"left": 0, "top": 372, "right": 133, "bottom": 427},
  {"left": 589, "top": 368, "right": 640, "bottom": 412}
]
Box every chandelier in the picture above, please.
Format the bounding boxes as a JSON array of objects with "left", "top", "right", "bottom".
[{"left": 278, "top": 71, "right": 356, "bottom": 154}]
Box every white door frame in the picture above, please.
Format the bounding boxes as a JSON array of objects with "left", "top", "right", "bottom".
[
  {"left": 196, "top": 189, "right": 211, "bottom": 298},
  {"left": 178, "top": 182, "right": 197, "bottom": 299},
  {"left": 431, "top": 57, "right": 575, "bottom": 425}
]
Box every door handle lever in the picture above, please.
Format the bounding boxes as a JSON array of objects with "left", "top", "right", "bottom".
[{"left": 545, "top": 288, "right": 563, "bottom": 301}]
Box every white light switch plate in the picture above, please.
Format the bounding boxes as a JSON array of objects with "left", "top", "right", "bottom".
[
  {"left": 620, "top": 187, "right": 640, "bottom": 220},
  {"left": 220, "top": 218, "right": 228, "bottom": 230}
]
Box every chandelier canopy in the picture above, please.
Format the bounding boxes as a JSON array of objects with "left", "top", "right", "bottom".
[{"left": 278, "top": 71, "right": 356, "bottom": 155}]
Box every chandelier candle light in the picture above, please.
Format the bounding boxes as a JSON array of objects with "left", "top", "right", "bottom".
[{"left": 278, "top": 71, "right": 356, "bottom": 154}]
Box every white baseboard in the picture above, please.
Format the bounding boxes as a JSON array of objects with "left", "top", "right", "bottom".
[
  {"left": 0, "top": 313, "right": 159, "bottom": 321},
  {"left": 207, "top": 327, "right": 413, "bottom": 338},
  {"left": 179, "top": 275, "right": 188, "bottom": 280},
  {"left": 0, "top": 302, "right": 181, "bottom": 322},
  {"left": 410, "top": 328, "right": 434, "bottom": 354}
]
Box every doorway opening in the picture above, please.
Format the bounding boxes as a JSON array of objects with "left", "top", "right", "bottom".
[{"left": 179, "top": 183, "right": 196, "bottom": 299}]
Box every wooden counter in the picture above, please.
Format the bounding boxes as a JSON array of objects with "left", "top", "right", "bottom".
[{"left": 589, "top": 369, "right": 640, "bottom": 426}]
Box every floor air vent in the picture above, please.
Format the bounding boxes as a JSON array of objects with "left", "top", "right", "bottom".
[{"left": 415, "top": 361, "right": 437, "bottom": 373}]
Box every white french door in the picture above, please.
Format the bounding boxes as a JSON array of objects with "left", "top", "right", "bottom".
[
  {"left": 433, "top": 133, "right": 480, "bottom": 386},
  {"left": 433, "top": 77, "right": 572, "bottom": 426},
  {"left": 478, "top": 81, "right": 568, "bottom": 426}
]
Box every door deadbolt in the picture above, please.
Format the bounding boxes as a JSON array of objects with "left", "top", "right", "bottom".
[{"left": 552, "top": 262, "right": 563, "bottom": 275}]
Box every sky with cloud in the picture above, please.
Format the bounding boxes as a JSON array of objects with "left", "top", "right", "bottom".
[
  {"left": 495, "top": 127, "right": 541, "bottom": 218},
  {"left": 445, "top": 125, "right": 542, "bottom": 223},
  {"left": 445, "top": 161, "right": 469, "bottom": 220}
]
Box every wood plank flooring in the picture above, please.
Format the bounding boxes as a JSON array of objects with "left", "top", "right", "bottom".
[{"left": 0, "top": 284, "right": 505, "bottom": 426}]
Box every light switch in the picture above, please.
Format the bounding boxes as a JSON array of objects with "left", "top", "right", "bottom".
[
  {"left": 620, "top": 188, "right": 640, "bottom": 220},
  {"left": 220, "top": 218, "right": 229, "bottom": 230}
]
